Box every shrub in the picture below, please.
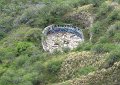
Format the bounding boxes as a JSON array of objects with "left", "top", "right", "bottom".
[
  {"left": 22, "top": 72, "right": 39, "bottom": 84},
  {"left": 79, "top": 0, "right": 89, "bottom": 5},
  {"left": 45, "top": 58, "right": 63, "bottom": 83},
  {"left": 107, "top": 21, "right": 120, "bottom": 37},
  {"left": 98, "top": 21, "right": 120, "bottom": 43},
  {"left": 53, "top": 50, "right": 62, "bottom": 55},
  {"left": 13, "top": 4, "right": 44, "bottom": 27},
  {"left": 47, "top": 60, "right": 62, "bottom": 74},
  {"left": 0, "top": 15, "right": 14, "bottom": 32},
  {"left": 24, "top": 28, "right": 42, "bottom": 44},
  {"left": 0, "top": 69, "right": 21, "bottom": 85},
  {"left": 0, "top": 31, "right": 5, "bottom": 40},
  {"left": 97, "top": 2, "right": 112, "bottom": 18},
  {"left": 105, "top": 49, "right": 120, "bottom": 68},
  {"left": 90, "top": 21, "right": 102, "bottom": 38},
  {"left": 91, "top": 44, "right": 103, "bottom": 53},
  {"left": 114, "top": 0, "right": 120, "bottom": 3},
  {"left": 12, "top": 55, "right": 29, "bottom": 68},
  {"left": 15, "top": 42, "right": 33, "bottom": 54},
  {"left": 91, "top": 43, "right": 117, "bottom": 54},
  {"left": 0, "top": 46, "right": 17, "bottom": 63},
  {"left": 32, "top": 62, "right": 46, "bottom": 73},
  {"left": 0, "top": 66, "right": 7, "bottom": 76},
  {"left": 107, "top": 26, "right": 116, "bottom": 37},
  {"left": 89, "top": 0, "right": 106, "bottom": 7},
  {"left": 75, "top": 66, "right": 96, "bottom": 76},
  {"left": 98, "top": 36, "right": 109, "bottom": 43},
  {"left": 114, "top": 32, "right": 120, "bottom": 43},
  {"left": 0, "top": 0, "right": 10, "bottom": 11},
  {"left": 107, "top": 8, "right": 120, "bottom": 23},
  {"left": 90, "top": 21, "right": 102, "bottom": 34},
  {"left": 75, "top": 42, "right": 93, "bottom": 52},
  {"left": 63, "top": 47, "right": 70, "bottom": 53}
]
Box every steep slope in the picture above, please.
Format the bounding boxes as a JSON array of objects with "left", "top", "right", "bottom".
[
  {"left": 53, "top": 61, "right": 120, "bottom": 85},
  {"left": 0, "top": 0, "right": 120, "bottom": 85}
]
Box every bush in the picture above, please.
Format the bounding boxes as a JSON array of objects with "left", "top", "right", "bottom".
[
  {"left": 91, "top": 43, "right": 117, "bottom": 54},
  {"left": 97, "top": 2, "right": 112, "bottom": 18},
  {"left": 50, "top": 3, "right": 72, "bottom": 16},
  {"left": 0, "top": 15, "right": 14, "bottom": 32},
  {"left": 13, "top": 4, "right": 44, "bottom": 27},
  {"left": 0, "top": 69, "right": 22, "bottom": 85},
  {"left": 0, "top": 66, "right": 7, "bottom": 76},
  {"left": 63, "top": 47, "right": 70, "bottom": 53},
  {"left": 75, "top": 66, "right": 96, "bottom": 76},
  {"left": 79, "top": 0, "right": 89, "bottom": 5},
  {"left": 107, "top": 26, "right": 116, "bottom": 37},
  {"left": 90, "top": 21, "right": 103, "bottom": 42},
  {"left": 89, "top": 0, "right": 106, "bottom": 7},
  {"left": 53, "top": 50, "right": 62, "bottom": 55},
  {"left": 47, "top": 60, "right": 62, "bottom": 74},
  {"left": 24, "top": 28, "right": 42, "bottom": 44},
  {"left": 15, "top": 41, "right": 33, "bottom": 55},
  {"left": 12, "top": 55, "right": 29, "bottom": 68},
  {"left": 44, "top": 58, "right": 63, "bottom": 83},
  {"left": 102, "top": 21, "right": 120, "bottom": 43},
  {"left": 114, "top": 33, "right": 120, "bottom": 43},
  {"left": 90, "top": 21, "right": 103, "bottom": 34},
  {"left": 114, "top": 0, "right": 120, "bottom": 3},
  {"left": 98, "top": 36, "right": 109, "bottom": 43},
  {"left": 75, "top": 42, "right": 93, "bottom": 52},
  {"left": 0, "top": 31, "right": 5, "bottom": 40},
  {"left": 107, "top": 8, "right": 120, "bottom": 23},
  {"left": 105, "top": 49, "right": 120, "bottom": 68},
  {"left": 107, "top": 21, "right": 120, "bottom": 37},
  {"left": 0, "top": 46, "right": 17, "bottom": 63},
  {"left": 0, "top": 0, "right": 10, "bottom": 11}
]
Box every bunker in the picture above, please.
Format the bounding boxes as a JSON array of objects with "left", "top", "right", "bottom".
[{"left": 42, "top": 24, "right": 84, "bottom": 53}]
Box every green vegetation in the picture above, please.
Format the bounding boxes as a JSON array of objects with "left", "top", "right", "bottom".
[
  {"left": 75, "top": 66, "right": 96, "bottom": 76},
  {"left": 0, "top": 0, "right": 120, "bottom": 85},
  {"left": 75, "top": 42, "right": 93, "bottom": 52},
  {"left": 104, "top": 47, "right": 120, "bottom": 68},
  {"left": 91, "top": 43, "right": 117, "bottom": 53}
]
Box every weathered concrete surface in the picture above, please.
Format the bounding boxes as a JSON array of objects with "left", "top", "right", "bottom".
[{"left": 42, "top": 25, "right": 84, "bottom": 53}]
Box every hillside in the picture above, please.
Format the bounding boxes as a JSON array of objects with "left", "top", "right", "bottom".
[{"left": 0, "top": 0, "right": 120, "bottom": 85}]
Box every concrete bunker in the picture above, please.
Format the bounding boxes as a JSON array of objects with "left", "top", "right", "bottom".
[{"left": 42, "top": 24, "right": 84, "bottom": 53}]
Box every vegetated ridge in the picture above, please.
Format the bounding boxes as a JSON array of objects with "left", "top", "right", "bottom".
[{"left": 0, "top": 0, "right": 120, "bottom": 85}]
